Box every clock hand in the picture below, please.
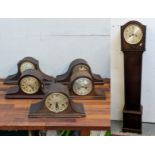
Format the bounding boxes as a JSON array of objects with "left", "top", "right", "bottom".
[
  {"left": 28, "top": 84, "right": 35, "bottom": 91},
  {"left": 55, "top": 102, "right": 59, "bottom": 110}
]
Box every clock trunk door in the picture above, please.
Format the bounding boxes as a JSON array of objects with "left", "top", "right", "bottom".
[{"left": 124, "top": 52, "right": 143, "bottom": 110}]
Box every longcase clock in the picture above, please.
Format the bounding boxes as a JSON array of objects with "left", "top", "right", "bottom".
[{"left": 121, "top": 21, "right": 146, "bottom": 133}]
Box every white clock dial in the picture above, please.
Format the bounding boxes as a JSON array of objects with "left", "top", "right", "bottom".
[
  {"left": 124, "top": 24, "right": 143, "bottom": 44},
  {"left": 72, "top": 65, "right": 89, "bottom": 74},
  {"left": 45, "top": 93, "right": 69, "bottom": 113},
  {"left": 73, "top": 77, "right": 93, "bottom": 95},
  {"left": 20, "top": 76, "right": 40, "bottom": 94},
  {"left": 20, "top": 61, "right": 35, "bottom": 73}
]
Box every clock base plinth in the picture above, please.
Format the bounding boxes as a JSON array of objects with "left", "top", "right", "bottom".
[
  {"left": 28, "top": 101, "right": 86, "bottom": 118},
  {"left": 123, "top": 105, "right": 142, "bottom": 134},
  {"left": 70, "top": 88, "right": 105, "bottom": 100},
  {"left": 5, "top": 86, "right": 45, "bottom": 99}
]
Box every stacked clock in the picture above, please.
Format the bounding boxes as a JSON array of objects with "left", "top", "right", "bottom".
[
  {"left": 4, "top": 57, "right": 106, "bottom": 118},
  {"left": 4, "top": 57, "right": 54, "bottom": 85},
  {"left": 121, "top": 21, "right": 146, "bottom": 133},
  {"left": 56, "top": 58, "right": 104, "bottom": 85},
  {"left": 5, "top": 69, "right": 86, "bottom": 118},
  {"left": 56, "top": 59, "right": 105, "bottom": 100},
  {"left": 5, "top": 69, "right": 47, "bottom": 99}
]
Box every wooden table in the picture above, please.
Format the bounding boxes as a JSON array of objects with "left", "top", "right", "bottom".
[{"left": 0, "top": 79, "right": 110, "bottom": 136}]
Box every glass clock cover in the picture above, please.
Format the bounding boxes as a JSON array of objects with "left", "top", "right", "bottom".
[
  {"left": 73, "top": 77, "right": 93, "bottom": 95},
  {"left": 45, "top": 93, "right": 69, "bottom": 113},
  {"left": 19, "top": 76, "right": 40, "bottom": 94},
  {"left": 123, "top": 24, "right": 143, "bottom": 44},
  {"left": 20, "top": 61, "right": 35, "bottom": 73}
]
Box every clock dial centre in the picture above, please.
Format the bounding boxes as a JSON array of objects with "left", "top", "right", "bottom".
[
  {"left": 19, "top": 76, "right": 40, "bottom": 94},
  {"left": 45, "top": 93, "right": 69, "bottom": 113},
  {"left": 72, "top": 77, "right": 93, "bottom": 96},
  {"left": 123, "top": 24, "right": 143, "bottom": 44}
]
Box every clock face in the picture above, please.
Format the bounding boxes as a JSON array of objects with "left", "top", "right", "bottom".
[
  {"left": 19, "top": 76, "right": 40, "bottom": 94},
  {"left": 20, "top": 61, "right": 35, "bottom": 73},
  {"left": 72, "top": 64, "right": 89, "bottom": 74},
  {"left": 45, "top": 93, "right": 69, "bottom": 113},
  {"left": 123, "top": 24, "right": 143, "bottom": 44},
  {"left": 73, "top": 77, "right": 93, "bottom": 95}
]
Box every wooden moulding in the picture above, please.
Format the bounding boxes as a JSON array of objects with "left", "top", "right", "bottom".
[
  {"left": 69, "top": 88, "right": 105, "bottom": 100},
  {"left": 5, "top": 86, "right": 45, "bottom": 99},
  {"left": 28, "top": 83, "right": 86, "bottom": 118},
  {"left": 4, "top": 56, "right": 55, "bottom": 85},
  {"left": 56, "top": 58, "right": 104, "bottom": 85},
  {"left": 29, "top": 101, "right": 85, "bottom": 118}
]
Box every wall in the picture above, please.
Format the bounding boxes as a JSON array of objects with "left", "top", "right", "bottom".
[
  {"left": 111, "top": 18, "right": 155, "bottom": 122},
  {"left": 0, "top": 18, "right": 110, "bottom": 78}
]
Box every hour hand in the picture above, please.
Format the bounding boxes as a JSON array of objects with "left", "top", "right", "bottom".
[{"left": 55, "top": 102, "right": 59, "bottom": 110}]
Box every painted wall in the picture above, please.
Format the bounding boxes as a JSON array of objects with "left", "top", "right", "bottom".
[
  {"left": 0, "top": 19, "right": 110, "bottom": 78},
  {"left": 111, "top": 18, "right": 155, "bottom": 122}
]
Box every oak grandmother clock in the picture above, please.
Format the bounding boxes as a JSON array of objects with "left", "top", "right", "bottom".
[{"left": 121, "top": 21, "right": 146, "bottom": 133}]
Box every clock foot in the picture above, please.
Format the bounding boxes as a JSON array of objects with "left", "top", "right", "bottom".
[{"left": 123, "top": 105, "right": 142, "bottom": 134}]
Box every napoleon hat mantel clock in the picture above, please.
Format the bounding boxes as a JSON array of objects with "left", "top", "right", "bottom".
[
  {"left": 121, "top": 20, "right": 146, "bottom": 133},
  {"left": 56, "top": 59, "right": 105, "bottom": 100},
  {"left": 29, "top": 83, "right": 85, "bottom": 118},
  {"left": 69, "top": 70, "right": 105, "bottom": 100},
  {"left": 4, "top": 57, "right": 55, "bottom": 84},
  {"left": 5, "top": 69, "right": 49, "bottom": 99},
  {"left": 56, "top": 59, "right": 104, "bottom": 85}
]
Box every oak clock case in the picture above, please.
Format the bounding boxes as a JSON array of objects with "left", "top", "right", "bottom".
[
  {"left": 56, "top": 59, "right": 104, "bottom": 85},
  {"left": 56, "top": 59, "right": 105, "bottom": 100},
  {"left": 4, "top": 57, "right": 55, "bottom": 85},
  {"left": 28, "top": 83, "right": 85, "bottom": 118},
  {"left": 69, "top": 71, "right": 105, "bottom": 100},
  {"left": 5, "top": 69, "right": 48, "bottom": 99},
  {"left": 121, "top": 21, "right": 146, "bottom": 133}
]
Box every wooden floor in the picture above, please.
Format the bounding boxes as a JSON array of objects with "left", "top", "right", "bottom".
[{"left": 0, "top": 79, "right": 110, "bottom": 131}]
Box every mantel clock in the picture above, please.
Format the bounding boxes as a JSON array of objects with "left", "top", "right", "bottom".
[
  {"left": 4, "top": 57, "right": 54, "bottom": 84},
  {"left": 5, "top": 69, "right": 48, "bottom": 99},
  {"left": 28, "top": 83, "right": 85, "bottom": 118}
]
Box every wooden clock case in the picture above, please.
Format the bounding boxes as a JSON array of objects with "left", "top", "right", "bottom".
[
  {"left": 28, "top": 83, "right": 86, "bottom": 118},
  {"left": 121, "top": 21, "right": 146, "bottom": 133},
  {"left": 4, "top": 57, "right": 55, "bottom": 85},
  {"left": 56, "top": 59, "right": 105, "bottom": 100},
  {"left": 69, "top": 71, "right": 105, "bottom": 100},
  {"left": 5, "top": 69, "right": 49, "bottom": 99},
  {"left": 56, "top": 58, "right": 104, "bottom": 85}
]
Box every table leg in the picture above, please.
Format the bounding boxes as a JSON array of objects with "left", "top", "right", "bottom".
[{"left": 80, "top": 130, "right": 90, "bottom": 136}]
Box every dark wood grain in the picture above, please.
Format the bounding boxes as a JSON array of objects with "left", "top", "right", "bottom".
[
  {"left": 0, "top": 79, "right": 110, "bottom": 132},
  {"left": 121, "top": 21, "right": 146, "bottom": 133}
]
